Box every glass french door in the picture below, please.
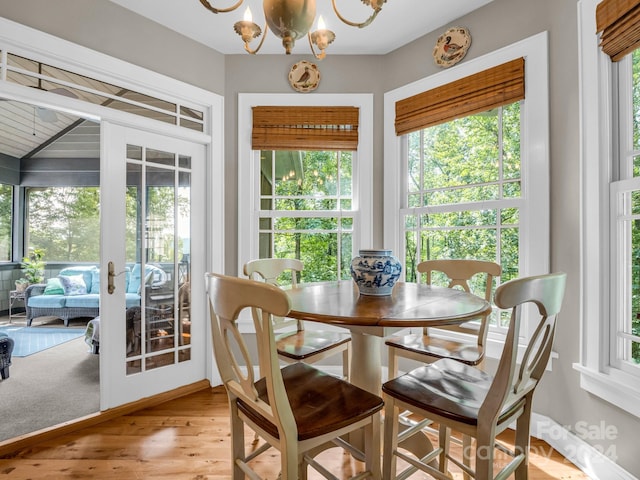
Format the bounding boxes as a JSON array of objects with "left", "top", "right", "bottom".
[{"left": 100, "top": 122, "right": 206, "bottom": 409}]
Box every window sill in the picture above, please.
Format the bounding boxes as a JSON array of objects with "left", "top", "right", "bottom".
[{"left": 573, "top": 363, "right": 640, "bottom": 419}]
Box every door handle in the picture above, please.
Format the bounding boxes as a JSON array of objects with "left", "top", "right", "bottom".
[
  {"left": 107, "top": 261, "right": 127, "bottom": 294},
  {"left": 108, "top": 261, "right": 116, "bottom": 294}
]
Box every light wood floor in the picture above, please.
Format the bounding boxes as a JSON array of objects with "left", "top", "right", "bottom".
[{"left": 0, "top": 385, "right": 591, "bottom": 479}]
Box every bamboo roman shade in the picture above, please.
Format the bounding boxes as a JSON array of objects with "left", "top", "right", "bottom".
[
  {"left": 252, "top": 106, "right": 359, "bottom": 151},
  {"left": 395, "top": 57, "right": 525, "bottom": 136},
  {"left": 596, "top": 0, "right": 640, "bottom": 61}
]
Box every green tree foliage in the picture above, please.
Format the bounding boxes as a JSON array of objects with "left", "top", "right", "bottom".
[
  {"left": 27, "top": 187, "right": 100, "bottom": 262},
  {"left": 261, "top": 149, "right": 353, "bottom": 283},
  {"left": 27, "top": 181, "right": 185, "bottom": 266},
  {"left": 405, "top": 103, "right": 521, "bottom": 300},
  {"left": 630, "top": 49, "right": 640, "bottom": 362},
  {"left": 126, "top": 183, "right": 184, "bottom": 264}
]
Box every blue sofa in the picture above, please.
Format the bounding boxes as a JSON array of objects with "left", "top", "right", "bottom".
[{"left": 25, "top": 264, "right": 167, "bottom": 326}]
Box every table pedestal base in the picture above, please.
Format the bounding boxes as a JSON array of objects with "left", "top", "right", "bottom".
[{"left": 347, "top": 332, "right": 437, "bottom": 469}]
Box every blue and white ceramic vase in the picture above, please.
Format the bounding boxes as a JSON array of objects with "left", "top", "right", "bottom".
[{"left": 350, "top": 249, "right": 402, "bottom": 296}]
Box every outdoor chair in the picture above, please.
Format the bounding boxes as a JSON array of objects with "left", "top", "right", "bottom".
[
  {"left": 243, "top": 258, "right": 351, "bottom": 379},
  {"left": 205, "top": 272, "right": 384, "bottom": 479},
  {"left": 0, "top": 332, "right": 14, "bottom": 379},
  {"left": 381, "top": 272, "right": 567, "bottom": 480}
]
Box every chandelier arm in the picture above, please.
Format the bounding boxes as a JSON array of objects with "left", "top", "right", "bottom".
[
  {"left": 244, "top": 23, "right": 269, "bottom": 54},
  {"left": 331, "top": 0, "right": 381, "bottom": 28},
  {"left": 308, "top": 33, "right": 326, "bottom": 60},
  {"left": 199, "top": 0, "right": 244, "bottom": 14}
]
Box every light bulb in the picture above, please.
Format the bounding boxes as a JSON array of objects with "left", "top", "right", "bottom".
[
  {"left": 244, "top": 6, "right": 252, "bottom": 22},
  {"left": 317, "top": 15, "right": 326, "bottom": 31}
]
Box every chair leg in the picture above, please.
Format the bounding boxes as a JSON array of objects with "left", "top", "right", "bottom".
[
  {"left": 229, "top": 403, "right": 245, "bottom": 480},
  {"left": 514, "top": 402, "right": 533, "bottom": 480},
  {"left": 342, "top": 345, "right": 351, "bottom": 380},
  {"left": 364, "top": 411, "right": 382, "bottom": 479},
  {"left": 462, "top": 434, "right": 473, "bottom": 480},
  {"left": 298, "top": 452, "right": 308, "bottom": 480},
  {"left": 475, "top": 430, "right": 496, "bottom": 480},
  {"left": 438, "top": 425, "right": 450, "bottom": 475},
  {"left": 382, "top": 399, "right": 400, "bottom": 480},
  {"left": 281, "top": 441, "right": 298, "bottom": 480},
  {"left": 387, "top": 346, "right": 399, "bottom": 379},
  {"left": 0, "top": 366, "right": 9, "bottom": 379}
]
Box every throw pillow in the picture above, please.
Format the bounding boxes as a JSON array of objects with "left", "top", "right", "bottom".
[
  {"left": 128, "top": 264, "right": 142, "bottom": 294},
  {"left": 58, "top": 274, "right": 88, "bottom": 296},
  {"left": 90, "top": 269, "right": 101, "bottom": 294},
  {"left": 139, "top": 270, "right": 154, "bottom": 294},
  {"left": 43, "top": 277, "right": 64, "bottom": 295}
]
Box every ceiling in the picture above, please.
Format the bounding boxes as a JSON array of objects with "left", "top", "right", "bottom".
[
  {"left": 0, "top": 0, "right": 493, "bottom": 162},
  {"left": 108, "top": 0, "right": 493, "bottom": 55},
  {"left": 0, "top": 100, "right": 99, "bottom": 160}
]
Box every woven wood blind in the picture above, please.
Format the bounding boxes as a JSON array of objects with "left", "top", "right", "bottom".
[
  {"left": 252, "top": 106, "right": 359, "bottom": 151},
  {"left": 395, "top": 57, "right": 525, "bottom": 136},
  {"left": 596, "top": 0, "right": 640, "bottom": 61}
]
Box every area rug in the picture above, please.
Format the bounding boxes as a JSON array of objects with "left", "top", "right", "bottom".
[{"left": 0, "top": 326, "right": 85, "bottom": 357}]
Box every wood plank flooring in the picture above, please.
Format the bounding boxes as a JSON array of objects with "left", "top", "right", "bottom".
[{"left": 0, "top": 385, "right": 591, "bottom": 479}]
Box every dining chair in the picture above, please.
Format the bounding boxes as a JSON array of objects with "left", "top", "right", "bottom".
[
  {"left": 381, "top": 272, "right": 567, "bottom": 480},
  {"left": 243, "top": 258, "right": 352, "bottom": 379},
  {"left": 206, "top": 272, "right": 384, "bottom": 480},
  {"left": 385, "top": 259, "right": 502, "bottom": 378},
  {"left": 385, "top": 259, "right": 501, "bottom": 478}
]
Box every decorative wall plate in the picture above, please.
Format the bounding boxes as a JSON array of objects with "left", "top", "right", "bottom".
[
  {"left": 288, "top": 60, "right": 320, "bottom": 93},
  {"left": 433, "top": 27, "right": 471, "bottom": 68}
]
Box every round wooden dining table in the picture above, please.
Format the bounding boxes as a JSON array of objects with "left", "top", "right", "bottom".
[
  {"left": 285, "top": 280, "right": 492, "bottom": 395},
  {"left": 285, "top": 280, "right": 492, "bottom": 461}
]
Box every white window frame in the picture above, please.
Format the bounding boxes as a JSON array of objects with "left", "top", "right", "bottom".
[
  {"left": 237, "top": 93, "right": 373, "bottom": 326},
  {"left": 383, "top": 32, "right": 550, "bottom": 361},
  {"left": 575, "top": 0, "right": 640, "bottom": 418}
]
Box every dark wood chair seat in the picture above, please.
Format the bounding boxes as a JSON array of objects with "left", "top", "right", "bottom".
[
  {"left": 385, "top": 330, "right": 484, "bottom": 366},
  {"left": 275, "top": 330, "right": 352, "bottom": 361},
  {"left": 382, "top": 357, "right": 519, "bottom": 427},
  {"left": 238, "top": 362, "right": 383, "bottom": 441}
]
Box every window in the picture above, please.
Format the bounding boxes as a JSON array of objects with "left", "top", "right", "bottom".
[
  {"left": 384, "top": 32, "right": 549, "bottom": 356},
  {"left": 403, "top": 104, "right": 521, "bottom": 332},
  {"left": 0, "top": 183, "right": 12, "bottom": 261},
  {"left": 611, "top": 49, "right": 640, "bottom": 370},
  {"left": 576, "top": 0, "right": 640, "bottom": 417},
  {"left": 238, "top": 94, "right": 373, "bottom": 321},
  {"left": 26, "top": 186, "right": 100, "bottom": 262},
  {"left": 2, "top": 52, "right": 204, "bottom": 132},
  {"left": 258, "top": 149, "right": 354, "bottom": 281},
  {"left": 403, "top": 104, "right": 521, "bottom": 280}
]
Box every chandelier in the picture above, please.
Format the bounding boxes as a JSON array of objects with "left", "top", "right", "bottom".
[{"left": 199, "top": 0, "right": 387, "bottom": 59}]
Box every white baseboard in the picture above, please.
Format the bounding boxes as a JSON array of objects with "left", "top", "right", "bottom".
[{"left": 530, "top": 413, "right": 637, "bottom": 480}]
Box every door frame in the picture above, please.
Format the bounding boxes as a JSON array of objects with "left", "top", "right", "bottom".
[{"left": 0, "top": 17, "right": 225, "bottom": 398}]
